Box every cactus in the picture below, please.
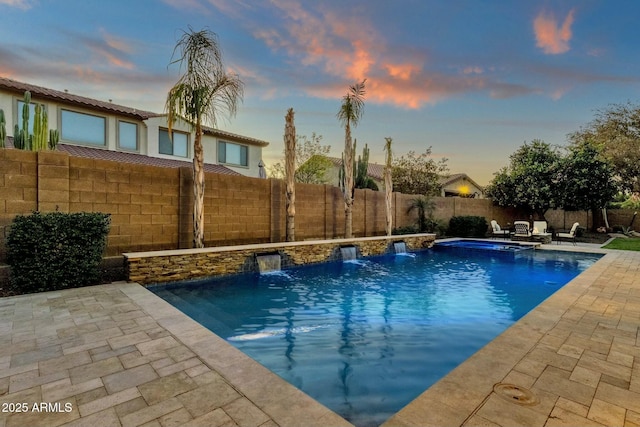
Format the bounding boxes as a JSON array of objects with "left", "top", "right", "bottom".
[
  {"left": 48, "top": 129, "right": 60, "bottom": 150},
  {"left": 32, "top": 104, "right": 48, "bottom": 151},
  {"left": 0, "top": 109, "right": 6, "bottom": 148},
  {"left": 21, "top": 91, "right": 31, "bottom": 138},
  {"left": 13, "top": 124, "right": 25, "bottom": 149},
  {"left": 15, "top": 90, "right": 56, "bottom": 151}
]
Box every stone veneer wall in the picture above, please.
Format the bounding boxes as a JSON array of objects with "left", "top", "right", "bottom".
[{"left": 125, "top": 234, "right": 435, "bottom": 285}]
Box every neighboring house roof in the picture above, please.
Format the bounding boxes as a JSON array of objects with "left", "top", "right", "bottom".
[
  {"left": 203, "top": 127, "right": 269, "bottom": 147},
  {"left": 325, "top": 157, "right": 483, "bottom": 194},
  {"left": 5, "top": 138, "right": 241, "bottom": 175},
  {"left": 0, "top": 76, "right": 270, "bottom": 147},
  {"left": 439, "top": 173, "right": 484, "bottom": 191},
  {"left": 326, "top": 157, "right": 385, "bottom": 181},
  {"left": 0, "top": 76, "right": 158, "bottom": 121}
]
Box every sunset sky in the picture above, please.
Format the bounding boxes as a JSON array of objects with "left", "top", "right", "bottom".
[{"left": 1, "top": 0, "right": 639, "bottom": 184}]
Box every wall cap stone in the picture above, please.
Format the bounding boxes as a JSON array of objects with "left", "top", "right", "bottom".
[{"left": 124, "top": 234, "right": 436, "bottom": 260}]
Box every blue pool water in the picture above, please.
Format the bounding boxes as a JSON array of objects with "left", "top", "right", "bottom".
[{"left": 150, "top": 247, "right": 601, "bottom": 427}]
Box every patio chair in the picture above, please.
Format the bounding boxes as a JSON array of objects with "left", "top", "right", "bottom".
[
  {"left": 490, "top": 220, "right": 510, "bottom": 239},
  {"left": 532, "top": 221, "right": 547, "bottom": 234},
  {"left": 556, "top": 222, "right": 579, "bottom": 245},
  {"left": 531, "top": 220, "right": 552, "bottom": 243},
  {"left": 512, "top": 221, "right": 531, "bottom": 240}
]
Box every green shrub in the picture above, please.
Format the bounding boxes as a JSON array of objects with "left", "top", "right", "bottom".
[
  {"left": 392, "top": 225, "right": 419, "bottom": 235},
  {"left": 6, "top": 212, "right": 110, "bottom": 293},
  {"left": 448, "top": 216, "right": 488, "bottom": 238}
]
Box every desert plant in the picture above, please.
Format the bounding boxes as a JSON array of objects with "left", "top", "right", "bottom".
[
  {"left": 49, "top": 129, "right": 60, "bottom": 150},
  {"left": 32, "top": 103, "right": 48, "bottom": 151},
  {"left": 384, "top": 137, "right": 393, "bottom": 236},
  {"left": 165, "top": 27, "right": 244, "bottom": 248},
  {"left": 337, "top": 79, "right": 366, "bottom": 238},
  {"left": 284, "top": 108, "right": 296, "bottom": 242},
  {"left": 0, "top": 109, "right": 6, "bottom": 148},
  {"left": 407, "top": 196, "right": 436, "bottom": 233}
]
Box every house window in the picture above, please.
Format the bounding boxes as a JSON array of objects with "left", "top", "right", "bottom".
[
  {"left": 218, "top": 141, "right": 248, "bottom": 166},
  {"left": 60, "top": 109, "right": 106, "bottom": 146},
  {"left": 159, "top": 129, "right": 188, "bottom": 157},
  {"left": 118, "top": 121, "right": 138, "bottom": 151}
]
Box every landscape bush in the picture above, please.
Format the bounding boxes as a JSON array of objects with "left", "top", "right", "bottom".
[
  {"left": 6, "top": 211, "right": 110, "bottom": 294},
  {"left": 448, "top": 216, "right": 488, "bottom": 238}
]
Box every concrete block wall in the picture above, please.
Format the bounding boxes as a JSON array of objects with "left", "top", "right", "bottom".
[{"left": 1, "top": 148, "right": 629, "bottom": 266}]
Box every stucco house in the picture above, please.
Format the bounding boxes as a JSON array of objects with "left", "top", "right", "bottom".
[
  {"left": 321, "top": 157, "right": 484, "bottom": 197},
  {"left": 0, "top": 77, "right": 269, "bottom": 177},
  {"left": 438, "top": 173, "right": 484, "bottom": 198}
]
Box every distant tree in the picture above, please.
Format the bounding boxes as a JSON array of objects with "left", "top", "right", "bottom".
[
  {"left": 268, "top": 132, "right": 332, "bottom": 184},
  {"left": 337, "top": 80, "right": 366, "bottom": 239},
  {"left": 392, "top": 148, "right": 448, "bottom": 196},
  {"left": 558, "top": 142, "right": 618, "bottom": 212},
  {"left": 557, "top": 142, "right": 618, "bottom": 230},
  {"left": 568, "top": 102, "right": 640, "bottom": 193},
  {"left": 165, "top": 27, "right": 244, "bottom": 248},
  {"left": 485, "top": 140, "right": 561, "bottom": 220}
]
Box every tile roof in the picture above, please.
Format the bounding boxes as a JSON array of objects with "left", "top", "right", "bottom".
[
  {"left": 5, "top": 139, "right": 241, "bottom": 175},
  {"left": 0, "top": 76, "right": 158, "bottom": 120}
]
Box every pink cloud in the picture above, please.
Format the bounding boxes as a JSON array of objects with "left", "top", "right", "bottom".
[
  {"left": 385, "top": 63, "right": 420, "bottom": 81},
  {"left": 0, "top": 0, "right": 31, "bottom": 9},
  {"left": 533, "top": 9, "right": 575, "bottom": 54},
  {"left": 204, "top": 1, "right": 538, "bottom": 109}
]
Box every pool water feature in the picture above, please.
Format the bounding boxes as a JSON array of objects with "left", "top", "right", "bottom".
[
  {"left": 150, "top": 248, "right": 601, "bottom": 427},
  {"left": 435, "top": 239, "right": 534, "bottom": 253},
  {"left": 256, "top": 253, "right": 282, "bottom": 273}
]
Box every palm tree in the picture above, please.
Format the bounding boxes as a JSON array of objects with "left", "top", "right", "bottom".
[
  {"left": 407, "top": 196, "right": 436, "bottom": 233},
  {"left": 166, "top": 27, "right": 244, "bottom": 248},
  {"left": 337, "top": 79, "right": 366, "bottom": 238},
  {"left": 383, "top": 137, "right": 393, "bottom": 236},
  {"left": 284, "top": 108, "right": 296, "bottom": 242}
]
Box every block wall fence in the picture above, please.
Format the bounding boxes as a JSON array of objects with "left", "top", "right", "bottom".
[{"left": 0, "top": 149, "right": 628, "bottom": 263}]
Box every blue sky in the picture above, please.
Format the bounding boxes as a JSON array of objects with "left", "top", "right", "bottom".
[{"left": 1, "top": 0, "right": 639, "bottom": 184}]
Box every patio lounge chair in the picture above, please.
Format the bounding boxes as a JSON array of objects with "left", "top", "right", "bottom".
[
  {"left": 490, "top": 220, "right": 510, "bottom": 239},
  {"left": 512, "top": 221, "right": 531, "bottom": 240},
  {"left": 556, "top": 222, "right": 579, "bottom": 245},
  {"left": 531, "top": 221, "right": 552, "bottom": 243}
]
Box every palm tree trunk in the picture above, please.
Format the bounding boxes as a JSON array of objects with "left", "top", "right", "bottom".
[
  {"left": 384, "top": 138, "right": 393, "bottom": 236},
  {"left": 284, "top": 108, "right": 296, "bottom": 242},
  {"left": 343, "top": 124, "right": 354, "bottom": 238},
  {"left": 193, "top": 126, "right": 205, "bottom": 248}
]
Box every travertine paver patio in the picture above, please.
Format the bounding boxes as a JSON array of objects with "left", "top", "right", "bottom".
[{"left": 0, "top": 245, "right": 638, "bottom": 427}]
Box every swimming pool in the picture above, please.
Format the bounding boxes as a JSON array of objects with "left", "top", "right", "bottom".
[{"left": 150, "top": 247, "right": 601, "bottom": 427}]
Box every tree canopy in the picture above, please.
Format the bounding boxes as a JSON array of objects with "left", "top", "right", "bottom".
[
  {"left": 568, "top": 102, "right": 640, "bottom": 193},
  {"left": 558, "top": 142, "right": 618, "bottom": 212},
  {"left": 485, "top": 139, "right": 618, "bottom": 221},
  {"left": 484, "top": 140, "right": 561, "bottom": 219},
  {"left": 391, "top": 148, "right": 448, "bottom": 196},
  {"left": 269, "top": 132, "right": 332, "bottom": 184}
]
